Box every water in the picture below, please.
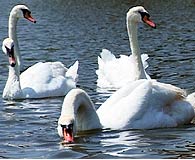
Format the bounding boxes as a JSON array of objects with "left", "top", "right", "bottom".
[{"left": 0, "top": 0, "right": 195, "bottom": 158}]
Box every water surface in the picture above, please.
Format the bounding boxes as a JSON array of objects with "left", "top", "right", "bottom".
[{"left": 0, "top": 0, "right": 195, "bottom": 158}]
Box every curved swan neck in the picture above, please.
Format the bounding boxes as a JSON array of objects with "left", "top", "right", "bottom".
[
  {"left": 7, "top": 66, "right": 20, "bottom": 82},
  {"left": 8, "top": 14, "right": 22, "bottom": 71},
  {"left": 127, "top": 22, "right": 140, "bottom": 56},
  {"left": 3, "top": 66, "right": 22, "bottom": 99},
  {"left": 127, "top": 19, "right": 146, "bottom": 79},
  {"left": 61, "top": 90, "right": 95, "bottom": 116},
  {"left": 60, "top": 89, "right": 101, "bottom": 131}
]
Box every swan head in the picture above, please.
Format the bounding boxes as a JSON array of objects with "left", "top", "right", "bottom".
[
  {"left": 10, "top": 4, "right": 36, "bottom": 23},
  {"left": 127, "top": 6, "right": 156, "bottom": 28},
  {"left": 58, "top": 116, "right": 75, "bottom": 143},
  {"left": 2, "top": 38, "right": 16, "bottom": 67}
]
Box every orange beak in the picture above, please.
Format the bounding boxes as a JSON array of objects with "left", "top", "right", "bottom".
[
  {"left": 9, "top": 56, "right": 16, "bottom": 67},
  {"left": 62, "top": 127, "right": 74, "bottom": 143},
  {"left": 6, "top": 46, "right": 16, "bottom": 67},
  {"left": 24, "top": 12, "right": 36, "bottom": 23},
  {"left": 143, "top": 15, "right": 156, "bottom": 29}
]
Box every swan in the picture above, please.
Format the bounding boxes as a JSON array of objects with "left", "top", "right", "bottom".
[
  {"left": 96, "top": 6, "right": 156, "bottom": 89},
  {"left": 8, "top": 4, "right": 36, "bottom": 72},
  {"left": 58, "top": 79, "right": 195, "bottom": 143},
  {"left": 57, "top": 88, "right": 102, "bottom": 143},
  {"left": 2, "top": 38, "right": 79, "bottom": 100}
]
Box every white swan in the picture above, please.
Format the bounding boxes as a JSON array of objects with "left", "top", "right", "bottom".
[
  {"left": 58, "top": 79, "right": 195, "bottom": 143},
  {"left": 8, "top": 4, "right": 36, "bottom": 72},
  {"left": 2, "top": 38, "right": 79, "bottom": 100},
  {"left": 96, "top": 6, "right": 156, "bottom": 89},
  {"left": 58, "top": 88, "right": 102, "bottom": 143}
]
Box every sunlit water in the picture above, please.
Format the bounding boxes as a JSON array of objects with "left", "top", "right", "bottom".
[{"left": 0, "top": 0, "right": 195, "bottom": 158}]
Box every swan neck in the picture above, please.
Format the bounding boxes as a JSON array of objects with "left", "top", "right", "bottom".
[
  {"left": 61, "top": 89, "right": 101, "bottom": 131},
  {"left": 8, "top": 14, "right": 21, "bottom": 71},
  {"left": 127, "top": 20, "right": 146, "bottom": 79},
  {"left": 61, "top": 91, "right": 95, "bottom": 116},
  {"left": 3, "top": 65, "right": 22, "bottom": 99},
  {"left": 8, "top": 65, "right": 20, "bottom": 82},
  {"left": 127, "top": 22, "right": 140, "bottom": 56}
]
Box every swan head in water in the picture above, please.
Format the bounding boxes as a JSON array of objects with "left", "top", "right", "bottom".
[
  {"left": 2, "top": 38, "right": 16, "bottom": 67},
  {"left": 58, "top": 116, "right": 75, "bottom": 143},
  {"left": 10, "top": 5, "right": 36, "bottom": 23},
  {"left": 57, "top": 88, "right": 102, "bottom": 143},
  {"left": 127, "top": 6, "right": 156, "bottom": 28}
]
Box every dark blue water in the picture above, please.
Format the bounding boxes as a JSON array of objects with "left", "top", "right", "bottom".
[{"left": 0, "top": 0, "right": 195, "bottom": 158}]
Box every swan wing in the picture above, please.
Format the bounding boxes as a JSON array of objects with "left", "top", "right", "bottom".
[
  {"left": 65, "top": 60, "right": 79, "bottom": 82},
  {"left": 97, "top": 79, "right": 153, "bottom": 129},
  {"left": 97, "top": 79, "right": 194, "bottom": 129},
  {"left": 97, "top": 79, "right": 147, "bottom": 111},
  {"left": 141, "top": 81, "right": 194, "bottom": 128},
  {"left": 20, "top": 62, "right": 67, "bottom": 82},
  {"left": 96, "top": 49, "right": 150, "bottom": 88},
  {"left": 20, "top": 62, "right": 77, "bottom": 98}
]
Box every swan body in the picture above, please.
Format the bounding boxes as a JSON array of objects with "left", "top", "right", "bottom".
[
  {"left": 58, "top": 79, "right": 195, "bottom": 142},
  {"left": 96, "top": 6, "right": 156, "bottom": 89},
  {"left": 9, "top": 5, "right": 36, "bottom": 71},
  {"left": 97, "top": 79, "right": 194, "bottom": 129},
  {"left": 2, "top": 38, "right": 79, "bottom": 100},
  {"left": 96, "top": 49, "right": 150, "bottom": 88}
]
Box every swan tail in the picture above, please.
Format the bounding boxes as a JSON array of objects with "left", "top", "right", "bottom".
[
  {"left": 66, "top": 61, "right": 79, "bottom": 82},
  {"left": 96, "top": 49, "right": 117, "bottom": 88},
  {"left": 96, "top": 49, "right": 115, "bottom": 74},
  {"left": 96, "top": 50, "right": 150, "bottom": 88},
  {"left": 100, "top": 49, "right": 116, "bottom": 63},
  {"left": 154, "top": 80, "right": 186, "bottom": 101},
  {"left": 166, "top": 84, "right": 186, "bottom": 100},
  {"left": 141, "top": 54, "right": 149, "bottom": 69},
  {"left": 186, "top": 92, "right": 195, "bottom": 108}
]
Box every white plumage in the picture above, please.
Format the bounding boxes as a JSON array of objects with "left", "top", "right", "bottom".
[
  {"left": 96, "top": 6, "right": 156, "bottom": 89},
  {"left": 2, "top": 38, "right": 79, "bottom": 100},
  {"left": 2, "top": 5, "right": 79, "bottom": 100},
  {"left": 96, "top": 49, "right": 150, "bottom": 88},
  {"left": 58, "top": 79, "right": 195, "bottom": 142}
]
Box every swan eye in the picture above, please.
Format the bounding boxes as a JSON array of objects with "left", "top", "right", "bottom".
[
  {"left": 20, "top": 8, "right": 36, "bottom": 23},
  {"left": 61, "top": 124, "right": 67, "bottom": 129},
  {"left": 61, "top": 124, "right": 73, "bottom": 130},
  {"left": 21, "top": 9, "right": 31, "bottom": 19},
  {"left": 5, "top": 46, "right": 14, "bottom": 57},
  {"left": 21, "top": 9, "right": 31, "bottom": 17},
  {"left": 138, "top": 11, "right": 150, "bottom": 19},
  {"left": 61, "top": 124, "right": 73, "bottom": 137}
]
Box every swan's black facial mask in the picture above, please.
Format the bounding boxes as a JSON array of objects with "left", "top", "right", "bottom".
[
  {"left": 139, "top": 11, "right": 150, "bottom": 19},
  {"left": 139, "top": 11, "right": 156, "bottom": 29},
  {"left": 21, "top": 9, "right": 36, "bottom": 23},
  {"left": 61, "top": 124, "right": 73, "bottom": 132},
  {"left": 61, "top": 124, "right": 74, "bottom": 143},
  {"left": 5, "top": 46, "right": 16, "bottom": 67}
]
